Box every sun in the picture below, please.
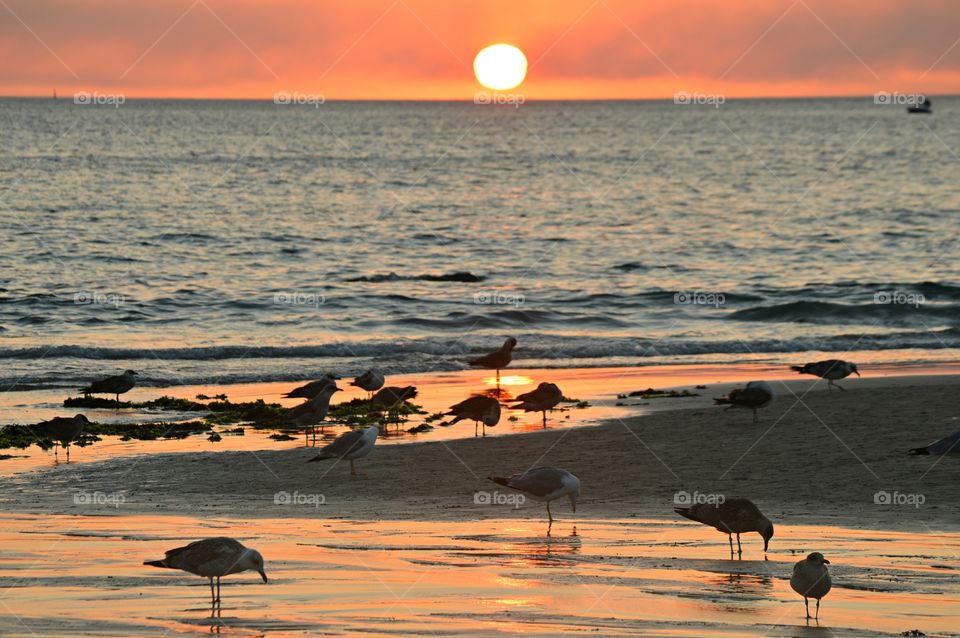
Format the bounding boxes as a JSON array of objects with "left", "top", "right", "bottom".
[{"left": 473, "top": 44, "right": 527, "bottom": 91}]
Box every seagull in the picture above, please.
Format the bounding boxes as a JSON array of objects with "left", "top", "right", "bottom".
[
  {"left": 144, "top": 537, "right": 267, "bottom": 607},
  {"left": 714, "top": 381, "right": 775, "bottom": 423},
  {"left": 510, "top": 382, "right": 563, "bottom": 428},
  {"left": 790, "top": 552, "right": 832, "bottom": 620},
  {"left": 80, "top": 370, "right": 137, "bottom": 402},
  {"left": 307, "top": 425, "right": 379, "bottom": 475},
  {"left": 283, "top": 373, "right": 340, "bottom": 399},
  {"left": 790, "top": 359, "right": 860, "bottom": 392},
  {"left": 489, "top": 466, "right": 580, "bottom": 523},
  {"left": 282, "top": 384, "right": 340, "bottom": 446},
  {"left": 469, "top": 337, "right": 517, "bottom": 386},
  {"left": 350, "top": 369, "right": 385, "bottom": 398},
  {"left": 30, "top": 414, "right": 89, "bottom": 462},
  {"left": 675, "top": 498, "right": 774, "bottom": 558},
  {"left": 444, "top": 395, "right": 501, "bottom": 437},
  {"left": 370, "top": 386, "right": 417, "bottom": 409},
  {"left": 909, "top": 430, "right": 960, "bottom": 455}
]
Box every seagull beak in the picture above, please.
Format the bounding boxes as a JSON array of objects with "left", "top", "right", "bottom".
[
  {"left": 822, "top": 559, "right": 830, "bottom": 564},
  {"left": 259, "top": 570, "right": 269, "bottom": 583},
  {"left": 854, "top": 370, "right": 860, "bottom": 377}
]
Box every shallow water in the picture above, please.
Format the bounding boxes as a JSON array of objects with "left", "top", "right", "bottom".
[{"left": 0, "top": 513, "right": 956, "bottom": 637}]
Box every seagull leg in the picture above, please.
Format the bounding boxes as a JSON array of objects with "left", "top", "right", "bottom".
[
  {"left": 66, "top": 445, "right": 70, "bottom": 463},
  {"left": 209, "top": 577, "right": 215, "bottom": 606},
  {"left": 216, "top": 576, "right": 221, "bottom": 606},
  {"left": 804, "top": 597, "right": 810, "bottom": 619},
  {"left": 475, "top": 422, "right": 478, "bottom": 437},
  {"left": 546, "top": 501, "right": 553, "bottom": 523},
  {"left": 542, "top": 411, "right": 547, "bottom": 429},
  {"left": 350, "top": 459, "right": 356, "bottom": 476},
  {"left": 728, "top": 534, "right": 734, "bottom": 557},
  {"left": 752, "top": 409, "right": 758, "bottom": 424},
  {"left": 835, "top": 382, "right": 845, "bottom": 392},
  {"left": 736, "top": 533, "right": 742, "bottom": 558},
  {"left": 815, "top": 598, "right": 820, "bottom": 620}
]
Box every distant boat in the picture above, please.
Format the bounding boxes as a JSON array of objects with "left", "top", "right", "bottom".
[{"left": 908, "top": 97, "right": 932, "bottom": 114}]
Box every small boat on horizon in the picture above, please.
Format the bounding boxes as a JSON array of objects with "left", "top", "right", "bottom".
[{"left": 908, "top": 97, "right": 932, "bottom": 114}]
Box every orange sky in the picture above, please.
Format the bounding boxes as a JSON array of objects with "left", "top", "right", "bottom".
[{"left": 3, "top": 0, "right": 959, "bottom": 99}]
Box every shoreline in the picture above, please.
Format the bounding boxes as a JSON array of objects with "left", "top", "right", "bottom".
[{"left": 2, "top": 373, "right": 957, "bottom": 531}]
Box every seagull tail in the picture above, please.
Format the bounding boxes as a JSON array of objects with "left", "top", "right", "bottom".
[
  {"left": 306, "top": 454, "right": 332, "bottom": 463},
  {"left": 674, "top": 507, "right": 699, "bottom": 522},
  {"left": 488, "top": 475, "right": 512, "bottom": 487},
  {"left": 143, "top": 559, "right": 170, "bottom": 568},
  {"left": 789, "top": 365, "right": 807, "bottom": 373},
  {"left": 713, "top": 397, "right": 732, "bottom": 405},
  {"left": 908, "top": 447, "right": 929, "bottom": 455}
]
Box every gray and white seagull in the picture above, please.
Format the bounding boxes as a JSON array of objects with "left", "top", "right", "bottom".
[
  {"left": 144, "top": 537, "right": 268, "bottom": 607},
  {"left": 790, "top": 359, "right": 860, "bottom": 392},
  {"left": 489, "top": 466, "right": 580, "bottom": 523},
  {"left": 307, "top": 425, "right": 379, "bottom": 475}
]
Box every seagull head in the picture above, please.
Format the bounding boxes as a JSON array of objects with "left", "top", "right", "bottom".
[
  {"left": 760, "top": 519, "right": 774, "bottom": 551},
  {"left": 74, "top": 414, "right": 91, "bottom": 425},
  {"left": 124, "top": 370, "right": 138, "bottom": 376},
  {"left": 849, "top": 363, "right": 860, "bottom": 377},
  {"left": 806, "top": 551, "right": 829, "bottom": 565},
  {"left": 504, "top": 337, "right": 518, "bottom": 350},
  {"left": 242, "top": 548, "right": 268, "bottom": 583}
]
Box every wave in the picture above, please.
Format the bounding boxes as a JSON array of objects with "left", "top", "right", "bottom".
[
  {"left": 345, "top": 271, "right": 485, "bottom": 283},
  {"left": 1, "top": 329, "right": 957, "bottom": 363}
]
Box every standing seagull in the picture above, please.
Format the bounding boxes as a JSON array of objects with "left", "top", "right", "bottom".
[
  {"left": 444, "top": 395, "right": 501, "bottom": 437},
  {"left": 282, "top": 384, "right": 340, "bottom": 446},
  {"left": 144, "top": 537, "right": 267, "bottom": 608},
  {"left": 714, "top": 381, "right": 775, "bottom": 423},
  {"left": 350, "top": 369, "right": 385, "bottom": 398},
  {"left": 80, "top": 370, "right": 137, "bottom": 402},
  {"left": 909, "top": 430, "right": 960, "bottom": 455},
  {"left": 511, "top": 382, "right": 563, "bottom": 428},
  {"left": 790, "top": 552, "right": 832, "bottom": 620},
  {"left": 30, "top": 414, "right": 89, "bottom": 462},
  {"left": 469, "top": 337, "right": 517, "bottom": 387},
  {"left": 370, "top": 386, "right": 418, "bottom": 427},
  {"left": 283, "top": 373, "right": 340, "bottom": 399},
  {"left": 489, "top": 466, "right": 580, "bottom": 523},
  {"left": 307, "top": 425, "right": 379, "bottom": 475},
  {"left": 790, "top": 359, "right": 860, "bottom": 392},
  {"left": 675, "top": 498, "right": 774, "bottom": 558}
]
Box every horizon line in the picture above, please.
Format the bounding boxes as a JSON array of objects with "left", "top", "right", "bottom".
[{"left": 3, "top": 92, "right": 955, "bottom": 102}]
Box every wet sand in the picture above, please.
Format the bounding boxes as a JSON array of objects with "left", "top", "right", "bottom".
[
  {"left": 0, "top": 370, "right": 958, "bottom": 636},
  {"left": 0, "top": 514, "right": 956, "bottom": 637}
]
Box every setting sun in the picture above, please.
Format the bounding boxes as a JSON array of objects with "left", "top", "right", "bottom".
[{"left": 473, "top": 43, "right": 527, "bottom": 91}]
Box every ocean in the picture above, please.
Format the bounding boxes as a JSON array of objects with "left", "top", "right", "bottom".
[{"left": 1, "top": 96, "right": 958, "bottom": 389}]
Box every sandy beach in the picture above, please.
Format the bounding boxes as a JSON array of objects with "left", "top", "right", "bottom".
[
  {"left": 4, "top": 374, "right": 955, "bottom": 528},
  {"left": 0, "top": 372, "right": 957, "bottom": 637}
]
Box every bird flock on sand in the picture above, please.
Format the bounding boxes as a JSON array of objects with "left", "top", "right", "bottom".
[{"left": 25, "top": 344, "right": 951, "bottom": 622}]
